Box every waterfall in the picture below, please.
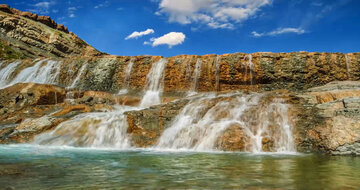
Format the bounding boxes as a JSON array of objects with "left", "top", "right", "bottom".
[
  {"left": 187, "top": 58, "right": 202, "bottom": 96},
  {"left": 68, "top": 63, "right": 87, "bottom": 89},
  {"left": 244, "top": 54, "right": 255, "bottom": 85},
  {"left": 345, "top": 54, "right": 351, "bottom": 79},
  {"left": 0, "top": 59, "right": 61, "bottom": 89},
  {"left": 155, "top": 93, "right": 295, "bottom": 153},
  {"left": 0, "top": 61, "right": 21, "bottom": 88},
  {"left": 215, "top": 56, "right": 220, "bottom": 91},
  {"left": 118, "top": 58, "right": 135, "bottom": 95},
  {"left": 140, "top": 58, "right": 167, "bottom": 107},
  {"left": 34, "top": 106, "right": 139, "bottom": 148}
]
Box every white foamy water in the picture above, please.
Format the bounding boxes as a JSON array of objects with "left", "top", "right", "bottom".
[
  {"left": 0, "top": 61, "right": 21, "bottom": 88},
  {"left": 0, "top": 59, "right": 61, "bottom": 89},
  {"left": 34, "top": 106, "right": 140, "bottom": 148},
  {"left": 187, "top": 58, "right": 202, "bottom": 96},
  {"left": 140, "top": 58, "right": 167, "bottom": 107},
  {"left": 118, "top": 58, "right": 135, "bottom": 95},
  {"left": 155, "top": 93, "right": 295, "bottom": 153}
]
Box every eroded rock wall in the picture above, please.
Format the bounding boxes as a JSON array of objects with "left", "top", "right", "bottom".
[
  {"left": 10, "top": 52, "right": 357, "bottom": 94},
  {"left": 0, "top": 4, "right": 102, "bottom": 58}
]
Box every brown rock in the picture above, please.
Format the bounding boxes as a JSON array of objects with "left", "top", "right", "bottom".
[
  {"left": 18, "top": 11, "right": 38, "bottom": 20},
  {"left": 52, "top": 104, "right": 91, "bottom": 117},
  {"left": 0, "top": 4, "right": 12, "bottom": 14},
  {"left": 37, "top": 15, "right": 57, "bottom": 28}
]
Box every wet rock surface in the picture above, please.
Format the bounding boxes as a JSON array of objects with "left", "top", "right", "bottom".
[{"left": 0, "top": 83, "right": 135, "bottom": 144}]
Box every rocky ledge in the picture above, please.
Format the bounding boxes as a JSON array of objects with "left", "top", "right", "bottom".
[
  {"left": 0, "top": 83, "right": 139, "bottom": 143},
  {"left": 0, "top": 81, "right": 359, "bottom": 155}
]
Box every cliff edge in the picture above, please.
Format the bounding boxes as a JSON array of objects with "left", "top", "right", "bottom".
[{"left": 0, "top": 4, "right": 102, "bottom": 59}]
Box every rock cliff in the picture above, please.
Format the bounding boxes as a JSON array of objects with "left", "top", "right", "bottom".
[{"left": 0, "top": 4, "right": 102, "bottom": 58}]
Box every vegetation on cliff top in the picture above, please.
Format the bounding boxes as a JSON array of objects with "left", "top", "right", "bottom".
[{"left": 0, "top": 40, "right": 25, "bottom": 60}]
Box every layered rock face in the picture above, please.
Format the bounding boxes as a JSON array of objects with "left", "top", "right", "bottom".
[
  {"left": 0, "top": 52, "right": 358, "bottom": 95},
  {"left": 0, "top": 5, "right": 360, "bottom": 155},
  {"left": 0, "top": 4, "right": 102, "bottom": 58},
  {"left": 294, "top": 81, "right": 360, "bottom": 155}
]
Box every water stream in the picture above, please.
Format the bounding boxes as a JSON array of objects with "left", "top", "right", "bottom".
[
  {"left": 0, "top": 59, "right": 61, "bottom": 89},
  {"left": 0, "top": 61, "right": 21, "bottom": 88},
  {"left": 68, "top": 63, "right": 87, "bottom": 89},
  {"left": 215, "top": 56, "right": 220, "bottom": 91},
  {"left": 345, "top": 54, "right": 351, "bottom": 79},
  {"left": 244, "top": 54, "right": 255, "bottom": 85},
  {"left": 155, "top": 93, "right": 295, "bottom": 153},
  {"left": 140, "top": 58, "right": 167, "bottom": 107},
  {"left": 118, "top": 58, "right": 135, "bottom": 95},
  {"left": 187, "top": 58, "right": 202, "bottom": 96},
  {"left": 34, "top": 106, "right": 140, "bottom": 148}
]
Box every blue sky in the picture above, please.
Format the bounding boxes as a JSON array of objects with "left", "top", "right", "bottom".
[{"left": 4, "top": 0, "right": 360, "bottom": 57}]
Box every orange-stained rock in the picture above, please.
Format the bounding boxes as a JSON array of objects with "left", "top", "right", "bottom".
[{"left": 52, "top": 104, "right": 91, "bottom": 117}]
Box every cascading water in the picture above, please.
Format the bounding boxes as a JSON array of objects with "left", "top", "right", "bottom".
[
  {"left": 155, "top": 93, "right": 295, "bottom": 153},
  {"left": 244, "top": 54, "right": 255, "bottom": 85},
  {"left": 187, "top": 58, "right": 202, "bottom": 96},
  {"left": 1, "top": 56, "right": 296, "bottom": 153},
  {"left": 345, "top": 54, "right": 351, "bottom": 79},
  {"left": 140, "top": 58, "right": 167, "bottom": 107},
  {"left": 34, "top": 106, "right": 140, "bottom": 148},
  {"left": 0, "top": 61, "right": 21, "bottom": 88},
  {"left": 0, "top": 59, "right": 61, "bottom": 89},
  {"left": 118, "top": 58, "right": 135, "bottom": 95},
  {"left": 68, "top": 63, "right": 87, "bottom": 89},
  {"left": 215, "top": 56, "right": 220, "bottom": 91}
]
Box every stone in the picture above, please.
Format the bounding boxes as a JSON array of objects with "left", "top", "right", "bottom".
[
  {"left": 295, "top": 81, "right": 360, "bottom": 155},
  {"left": 2, "top": 116, "right": 63, "bottom": 143},
  {"left": 344, "top": 97, "right": 360, "bottom": 108},
  {"left": 0, "top": 4, "right": 102, "bottom": 58},
  {"left": 0, "top": 4, "right": 12, "bottom": 14}
]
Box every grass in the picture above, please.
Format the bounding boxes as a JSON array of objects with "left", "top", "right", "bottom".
[{"left": 0, "top": 40, "right": 26, "bottom": 60}]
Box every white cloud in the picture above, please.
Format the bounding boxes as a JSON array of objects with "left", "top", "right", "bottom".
[
  {"left": 68, "top": 7, "right": 77, "bottom": 11},
  {"left": 155, "top": 0, "right": 272, "bottom": 29},
  {"left": 251, "top": 27, "right": 306, "bottom": 37},
  {"left": 34, "top": 2, "right": 51, "bottom": 9},
  {"left": 125, "top": 29, "right": 155, "bottom": 40},
  {"left": 67, "top": 6, "right": 77, "bottom": 18},
  {"left": 146, "top": 32, "right": 186, "bottom": 48},
  {"left": 30, "top": 1, "right": 55, "bottom": 14},
  {"left": 94, "top": 1, "right": 110, "bottom": 9}
]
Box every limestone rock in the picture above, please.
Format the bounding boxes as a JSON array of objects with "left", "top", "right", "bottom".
[
  {"left": 295, "top": 81, "right": 360, "bottom": 155},
  {"left": 0, "top": 4, "right": 102, "bottom": 58}
]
